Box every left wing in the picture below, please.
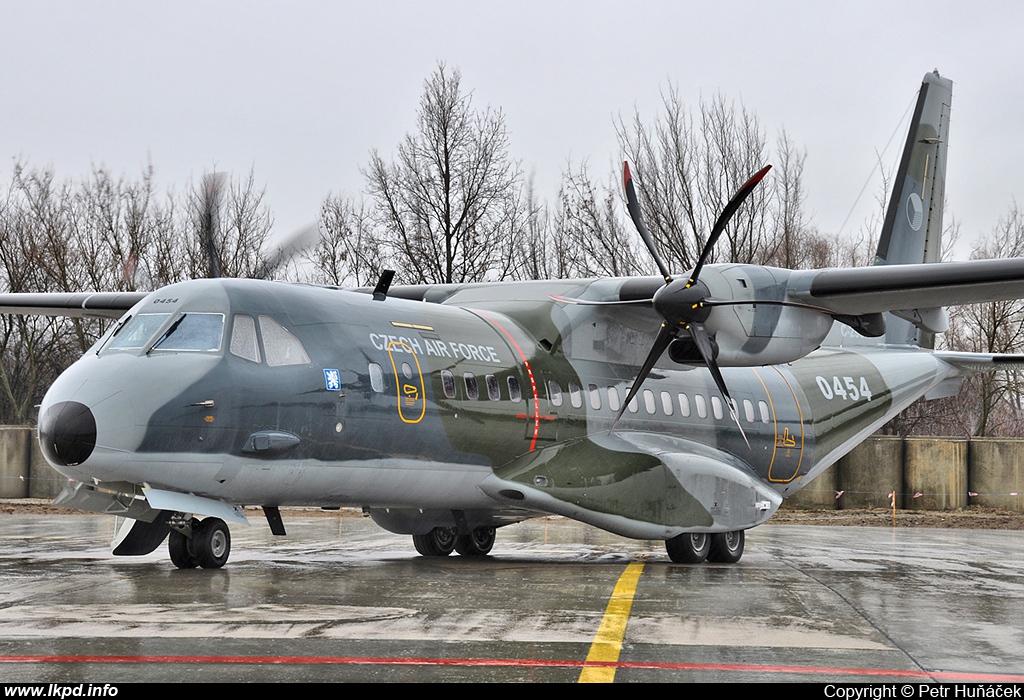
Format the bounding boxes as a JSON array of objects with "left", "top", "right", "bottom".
[{"left": 0, "top": 292, "right": 148, "bottom": 319}]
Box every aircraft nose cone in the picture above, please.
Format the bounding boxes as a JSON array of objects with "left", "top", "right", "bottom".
[{"left": 39, "top": 401, "right": 97, "bottom": 467}]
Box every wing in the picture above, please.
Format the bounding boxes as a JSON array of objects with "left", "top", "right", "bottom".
[
  {"left": 0, "top": 292, "right": 148, "bottom": 319},
  {"left": 789, "top": 259, "right": 1024, "bottom": 316}
]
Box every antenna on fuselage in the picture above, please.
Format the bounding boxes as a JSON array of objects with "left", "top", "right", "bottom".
[{"left": 372, "top": 270, "right": 396, "bottom": 301}]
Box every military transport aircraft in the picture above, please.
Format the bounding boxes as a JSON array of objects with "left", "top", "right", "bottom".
[{"left": 10, "top": 71, "right": 1024, "bottom": 568}]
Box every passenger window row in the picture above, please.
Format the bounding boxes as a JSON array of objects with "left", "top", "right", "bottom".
[
  {"left": 368, "top": 365, "right": 523, "bottom": 403},
  {"left": 365, "top": 366, "right": 772, "bottom": 425},
  {"left": 546, "top": 380, "right": 773, "bottom": 425}
]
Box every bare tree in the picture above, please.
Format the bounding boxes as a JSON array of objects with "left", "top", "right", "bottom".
[
  {"left": 364, "top": 63, "right": 526, "bottom": 284},
  {"left": 308, "top": 194, "right": 379, "bottom": 286},
  {"left": 186, "top": 168, "right": 274, "bottom": 279},
  {"left": 615, "top": 88, "right": 813, "bottom": 272}
]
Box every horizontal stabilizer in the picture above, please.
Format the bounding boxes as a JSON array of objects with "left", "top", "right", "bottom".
[{"left": 935, "top": 351, "right": 1024, "bottom": 373}]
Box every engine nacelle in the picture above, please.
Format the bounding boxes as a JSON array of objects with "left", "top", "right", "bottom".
[{"left": 698, "top": 265, "right": 834, "bottom": 367}]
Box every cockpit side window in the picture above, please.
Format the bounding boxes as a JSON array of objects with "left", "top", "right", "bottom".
[
  {"left": 259, "top": 315, "right": 311, "bottom": 366},
  {"left": 229, "top": 314, "right": 261, "bottom": 363},
  {"left": 152, "top": 313, "right": 225, "bottom": 352},
  {"left": 103, "top": 313, "right": 171, "bottom": 352}
]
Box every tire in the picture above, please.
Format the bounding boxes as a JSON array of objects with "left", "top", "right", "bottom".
[
  {"left": 193, "top": 517, "right": 231, "bottom": 569},
  {"left": 168, "top": 529, "right": 198, "bottom": 569},
  {"left": 708, "top": 530, "right": 745, "bottom": 563},
  {"left": 665, "top": 532, "right": 710, "bottom": 563},
  {"left": 412, "top": 527, "right": 457, "bottom": 556},
  {"left": 455, "top": 527, "right": 495, "bottom": 556}
]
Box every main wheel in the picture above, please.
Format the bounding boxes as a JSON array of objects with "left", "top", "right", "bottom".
[
  {"left": 412, "top": 527, "right": 457, "bottom": 556},
  {"left": 168, "top": 531, "right": 197, "bottom": 569},
  {"left": 168, "top": 517, "right": 199, "bottom": 569},
  {"left": 455, "top": 527, "right": 495, "bottom": 556},
  {"left": 665, "top": 532, "right": 710, "bottom": 563},
  {"left": 708, "top": 530, "right": 745, "bottom": 563},
  {"left": 193, "top": 517, "right": 231, "bottom": 569}
]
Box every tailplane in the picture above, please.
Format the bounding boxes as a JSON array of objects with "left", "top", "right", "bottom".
[{"left": 873, "top": 71, "right": 953, "bottom": 346}]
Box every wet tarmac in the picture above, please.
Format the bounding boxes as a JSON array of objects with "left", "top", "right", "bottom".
[{"left": 0, "top": 511, "right": 1022, "bottom": 683}]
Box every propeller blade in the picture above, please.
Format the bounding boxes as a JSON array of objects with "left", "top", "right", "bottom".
[
  {"left": 687, "top": 322, "right": 749, "bottom": 448},
  {"left": 623, "top": 162, "right": 673, "bottom": 282},
  {"left": 199, "top": 172, "right": 228, "bottom": 279},
  {"left": 256, "top": 223, "right": 321, "bottom": 280},
  {"left": 611, "top": 323, "right": 677, "bottom": 431},
  {"left": 688, "top": 165, "right": 772, "bottom": 285}
]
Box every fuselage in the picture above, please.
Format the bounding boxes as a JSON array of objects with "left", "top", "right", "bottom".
[{"left": 37, "top": 277, "right": 958, "bottom": 537}]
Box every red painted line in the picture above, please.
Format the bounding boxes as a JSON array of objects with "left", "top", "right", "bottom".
[
  {"left": 1, "top": 655, "right": 1022, "bottom": 681},
  {"left": 474, "top": 311, "right": 541, "bottom": 451}
]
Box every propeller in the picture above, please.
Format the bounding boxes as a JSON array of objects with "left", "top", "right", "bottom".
[
  {"left": 199, "top": 172, "right": 228, "bottom": 278},
  {"left": 611, "top": 162, "right": 772, "bottom": 439}
]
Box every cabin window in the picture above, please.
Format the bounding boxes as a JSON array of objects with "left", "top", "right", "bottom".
[
  {"left": 759, "top": 400, "right": 771, "bottom": 423},
  {"left": 441, "top": 370, "right": 456, "bottom": 399},
  {"left": 486, "top": 374, "right": 501, "bottom": 401},
  {"left": 711, "top": 396, "right": 724, "bottom": 420},
  {"left": 661, "top": 391, "right": 674, "bottom": 416},
  {"left": 678, "top": 393, "right": 691, "bottom": 417},
  {"left": 606, "top": 386, "right": 620, "bottom": 412},
  {"left": 368, "top": 363, "right": 385, "bottom": 392},
  {"left": 507, "top": 376, "right": 522, "bottom": 402},
  {"left": 103, "top": 312, "right": 171, "bottom": 352},
  {"left": 548, "top": 380, "right": 563, "bottom": 407},
  {"left": 643, "top": 389, "right": 656, "bottom": 414},
  {"left": 230, "top": 314, "right": 260, "bottom": 362},
  {"left": 695, "top": 394, "right": 707, "bottom": 419},
  {"left": 568, "top": 382, "right": 583, "bottom": 408},
  {"left": 588, "top": 384, "right": 602, "bottom": 410},
  {"left": 743, "top": 399, "right": 755, "bottom": 423},
  {"left": 259, "top": 316, "right": 311, "bottom": 366},
  {"left": 464, "top": 373, "right": 479, "bottom": 400}
]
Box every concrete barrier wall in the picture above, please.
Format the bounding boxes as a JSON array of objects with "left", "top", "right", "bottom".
[
  {"left": 785, "top": 436, "right": 1024, "bottom": 512},
  {"left": 903, "top": 438, "right": 969, "bottom": 510},
  {"left": 838, "top": 436, "right": 904, "bottom": 509},
  {"left": 2, "top": 427, "right": 1023, "bottom": 512},
  {"left": 968, "top": 438, "right": 1024, "bottom": 512}
]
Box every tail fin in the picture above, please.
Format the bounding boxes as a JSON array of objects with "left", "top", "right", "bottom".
[{"left": 873, "top": 71, "right": 953, "bottom": 346}]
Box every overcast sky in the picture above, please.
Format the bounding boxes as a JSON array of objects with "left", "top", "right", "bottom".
[{"left": 3, "top": 1, "right": 1023, "bottom": 261}]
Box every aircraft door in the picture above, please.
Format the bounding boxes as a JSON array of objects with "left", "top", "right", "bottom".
[
  {"left": 753, "top": 367, "right": 806, "bottom": 483},
  {"left": 386, "top": 340, "right": 426, "bottom": 424}
]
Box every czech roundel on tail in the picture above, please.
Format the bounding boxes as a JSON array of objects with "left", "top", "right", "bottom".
[{"left": 13, "top": 71, "right": 1024, "bottom": 567}]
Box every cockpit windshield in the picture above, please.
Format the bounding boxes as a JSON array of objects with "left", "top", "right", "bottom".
[
  {"left": 101, "top": 312, "right": 225, "bottom": 354},
  {"left": 103, "top": 313, "right": 171, "bottom": 351},
  {"left": 151, "top": 313, "right": 225, "bottom": 352}
]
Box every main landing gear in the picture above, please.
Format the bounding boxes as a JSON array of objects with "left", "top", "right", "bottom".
[
  {"left": 168, "top": 516, "right": 232, "bottom": 569},
  {"left": 665, "top": 530, "right": 744, "bottom": 564},
  {"left": 413, "top": 526, "right": 496, "bottom": 557}
]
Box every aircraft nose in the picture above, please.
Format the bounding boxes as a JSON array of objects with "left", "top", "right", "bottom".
[{"left": 39, "top": 401, "right": 97, "bottom": 467}]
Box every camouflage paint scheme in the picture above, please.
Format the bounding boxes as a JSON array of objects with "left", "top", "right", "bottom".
[{"left": 20, "top": 71, "right": 1024, "bottom": 563}]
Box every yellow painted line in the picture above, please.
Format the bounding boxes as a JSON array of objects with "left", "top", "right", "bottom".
[{"left": 578, "top": 562, "right": 645, "bottom": 683}]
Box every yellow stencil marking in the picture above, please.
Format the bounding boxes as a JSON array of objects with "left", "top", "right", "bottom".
[{"left": 578, "top": 562, "right": 645, "bottom": 683}]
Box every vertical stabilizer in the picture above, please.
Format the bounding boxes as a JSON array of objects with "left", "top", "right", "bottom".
[{"left": 874, "top": 71, "right": 953, "bottom": 346}]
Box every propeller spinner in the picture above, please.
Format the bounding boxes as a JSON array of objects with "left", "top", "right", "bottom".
[{"left": 613, "top": 162, "right": 772, "bottom": 437}]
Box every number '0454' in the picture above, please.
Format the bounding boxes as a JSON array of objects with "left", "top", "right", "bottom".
[{"left": 815, "top": 375, "right": 873, "bottom": 401}]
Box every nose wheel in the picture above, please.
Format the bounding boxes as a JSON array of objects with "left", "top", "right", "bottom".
[{"left": 168, "top": 516, "right": 232, "bottom": 569}]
